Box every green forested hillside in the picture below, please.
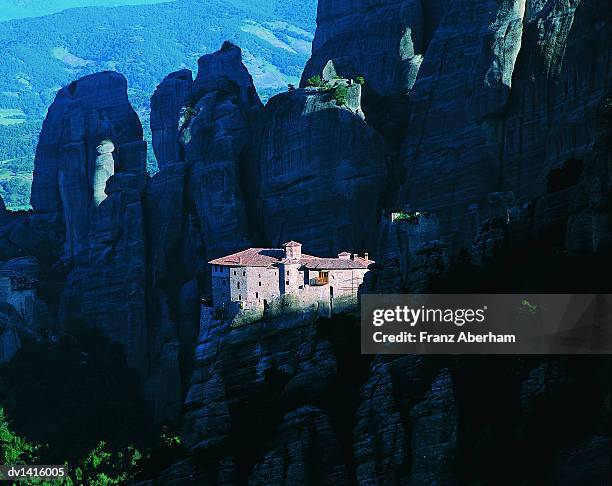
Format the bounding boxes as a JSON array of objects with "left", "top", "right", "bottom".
[{"left": 0, "top": 0, "right": 317, "bottom": 208}]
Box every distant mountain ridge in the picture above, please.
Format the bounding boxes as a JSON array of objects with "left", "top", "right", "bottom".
[
  {"left": 0, "top": 0, "right": 176, "bottom": 21},
  {"left": 0, "top": 0, "right": 317, "bottom": 208}
]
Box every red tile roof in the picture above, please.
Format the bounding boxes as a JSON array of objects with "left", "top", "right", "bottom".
[
  {"left": 209, "top": 247, "right": 373, "bottom": 269},
  {"left": 209, "top": 248, "right": 286, "bottom": 267},
  {"left": 301, "top": 257, "right": 371, "bottom": 270}
]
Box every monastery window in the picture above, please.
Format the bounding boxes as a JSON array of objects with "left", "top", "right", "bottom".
[
  {"left": 237, "top": 282, "right": 240, "bottom": 289},
  {"left": 238, "top": 295, "right": 241, "bottom": 301},
  {"left": 259, "top": 281, "right": 261, "bottom": 286},
  {"left": 286, "top": 270, "right": 289, "bottom": 276},
  {"left": 286, "top": 280, "right": 289, "bottom": 285},
  {"left": 243, "top": 271, "right": 246, "bottom": 276},
  {"left": 256, "top": 292, "right": 259, "bottom": 299},
  {"left": 234, "top": 270, "right": 236, "bottom": 276}
]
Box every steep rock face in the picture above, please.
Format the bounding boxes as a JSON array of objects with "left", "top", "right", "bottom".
[
  {"left": 395, "top": 0, "right": 610, "bottom": 254},
  {"left": 253, "top": 84, "right": 387, "bottom": 256},
  {"left": 26, "top": 73, "right": 152, "bottom": 391},
  {"left": 302, "top": 0, "right": 433, "bottom": 98},
  {"left": 566, "top": 97, "right": 611, "bottom": 253},
  {"left": 353, "top": 356, "right": 456, "bottom": 485},
  {"left": 500, "top": 0, "right": 609, "bottom": 201},
  {"left": 399, "top": 0, "right": 527, "bottom": 250},
  {"left": 176, "top": 307, "right": 610, "bottom": 484},
  {"left": 182, "top": 309, "right": 362, "bottom": 484},
  {"left": 300, "top": 0, "right": 451, "bottom": 138},
  {"left": 367, "top": 211, "right": 446, "bottom": 292},
  {"left": 59, "top": 156, "right": 148, "bottom": 373},
  {"left": 0, "top": 303, "right": 24, "bottom": 364},
  {"left": 30, "top": 72, "right": 144, "bottom": 259},
  {"left": 151, "top": 69, "right": 193, "bottom": 169},
  {"left": 249, "top": 406, "right": 349, "bottom": 485},
  {"left": 178, "top": 42, "right": 262, "bottom": 264}
]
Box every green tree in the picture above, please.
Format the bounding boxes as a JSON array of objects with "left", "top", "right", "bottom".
[
  {"left": 332, "top": 85, "right": 349, "bottom": 106},
  {"left": 0, "top": 407, "right": 38, "bottom": 465}
]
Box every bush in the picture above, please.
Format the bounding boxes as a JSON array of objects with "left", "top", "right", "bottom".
[
  {"left": 356, "top": 75, "right": 365, "bottom": 85},
  {"left": 332, "top": 85, "right": 349, "bottom": 106},
  {"left": 0, "top": 407, "right": 39, "bottom": 466},
  {"left": 393, "top": 211, "right": 422, "bottom": 224},
  {"left": 306, "top": 75, "right": 322, "bottom": 87}
]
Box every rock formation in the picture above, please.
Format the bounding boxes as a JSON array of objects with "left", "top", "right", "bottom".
[
  {"left": 179, "top": 41, "right": 261, "bottom": 263},
  {"left": 13, "top": 0, "right": 610, "bottom": 482},
  {"left": 253, "top": 81, "right": 387, "bottom": 256},
  {"left": 30, "top": 72, "right": 144, "bottom": 259},
  {"left": 151, "top": 69, "right": 193, "bottom": 169}
]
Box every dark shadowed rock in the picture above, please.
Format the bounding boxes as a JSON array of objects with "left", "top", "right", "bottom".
[
  {"left": 151, "top": 69, "right": 193, "bottom": 168},
  {"left": 397, "top": 0, "right": 610, "bottom": 255},
  {"left": 253, "top": 84, "right": 387, "bottom": 256},
  {"left": 302, "top": 0, "right": 432, "bottom": 98},
  {"left": 27, "top": 72, "right": 155, "bottom": 406},
  {"left": 407, "top": 369, "right": 458, "bottom": 485},
  {"left": 0, "top": 303, "right": 24, "bottom": 363},
  {"left": 399, "top": 0, "right": 526, "bottom": 251},
  {"left": 178, "top": 42, "right": 262, "bottom": 266},
  {"left": 249, "top": 406, "right": 349, "bottom": 485},
  {"left": 30, "top": 71, "right": 143, "bottom": 259}
]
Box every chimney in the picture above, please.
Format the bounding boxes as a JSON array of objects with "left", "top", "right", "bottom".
[
  {"left": 338, "top": 252, "right": 351, "bottom": 260},
  {"left": 351, "top": 253, "right": 357, "bottom": 260},
  {"left": 238, "top": 256, "right": 242, "bottom": 264},
  {"left": 364, "top": 252, "right": 369, "bottom": 260}
]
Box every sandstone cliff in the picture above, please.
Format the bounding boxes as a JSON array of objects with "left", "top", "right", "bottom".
[
  {"left": 12, "top": 0, "right": 610, "bottom": 483},
  {"left": 252, "top": 81, "right": 387, "bottom": 256}
]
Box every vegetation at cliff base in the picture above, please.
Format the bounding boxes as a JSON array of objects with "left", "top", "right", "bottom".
[
  {"left": 0, "top": 324, "right": 186, "bottom": 484},
  {"left": 1, "top": 409, "right": 143, "bottom": 485}
]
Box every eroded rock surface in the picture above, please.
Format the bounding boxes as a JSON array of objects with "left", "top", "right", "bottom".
[
  {"left": 151, "top": 69, "right": 193, "bottom": 169},
  {"left": 30, "top": 72, "right": 144, "bottom": 259},
  {"left": 179, "top": 42, "right": 261, "bottom": 264},
  {"left": 253, "top": 83, "right": 387, "bottom": 256}
]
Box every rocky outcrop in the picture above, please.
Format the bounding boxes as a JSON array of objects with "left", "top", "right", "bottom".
[
  {"left": 178, "top": 42, "right": 261, "bottom": 264},
  {"left": 25, "top": 71, "right": 167, "bottom": 415},
  {"left": 59, "top": 149, "right": 148, "bottom": 371},
  {"left": 30, "top": 72, "right": 144, "bottom": 259},
  {"left": 301, "top": 0, "right": 607, "bottom": 287},
  {"left": 0, "top": 303, "right": 24, "bottom": 363},
  {"left": 253, "top": 82, "right": 387, "bottom": 256},
  {"left": 302, "top": 0, "right": 432, "bottom": 97},
  {"left": 249, "top": 406, "right": 349, "bottom": 485},
  {"left": 151, "top": 69, "right": 193, "bottom": 169},
  {"left": 393, "top": 0, "right": 610, "bottom": 256},
  {"left": 398, "top": 0, "right": 526, "bottom": 250},
  {"left": 366, "top": 211, "right": 446, "bottom": 292}
]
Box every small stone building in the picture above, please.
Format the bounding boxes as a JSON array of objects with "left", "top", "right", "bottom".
[
  {"left": 0, "top": 270, "right": 37, "bottom": 324},
  {"left": 209, "top": 241, "right": 372, "bottom": 314}
]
